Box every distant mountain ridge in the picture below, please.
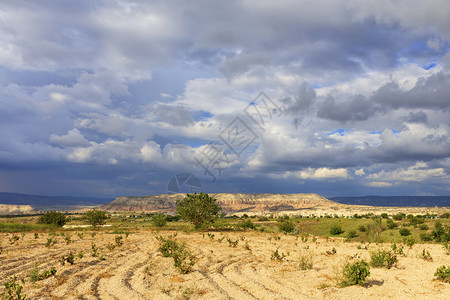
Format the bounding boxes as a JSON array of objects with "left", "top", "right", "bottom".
[
  {"left": 0, "top": 192, "right": 112, "bottom": 212},
  {"left": 330, "top": 196, "right": 450, "bottom": 207}
]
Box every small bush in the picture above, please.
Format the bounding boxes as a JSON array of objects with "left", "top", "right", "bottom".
[
  {"left": 386, "top": 219, "right": 398, "bottom": 229},
  {"left": 227, "top": 238, "right": 238, "bottom": 247},
  {"left": 443, "top": 242, "right": 450, "bottom": 255},
  {"left": 298, "top": 252, "right": 313, "bottom": 270},
  {"left": 404, "top": 237, "right": 415, "bottom": 247},
  {"left": 45, "top": 237, "right": 57, "bottom": 247},
  {"left": 278, "top": 221, "right": 296, "bottom": 234},
  {"left": 432, "top": 221, "right": 450, "bottom": 242},
  {"left": 330, "top": 225, "right": 344, "bottom": 235},
  {"left": 434, "top": 265, "right": 450, "bottom": 283},
  {"left": 238, "top": 219, "right": 256, "bottom": 230},
  {"left": 338, "top": 260, "right": 370, "bottom": 287},
  {"left": 1, "top": 276, "right": 26, "bottom": 300},
  {"left": 347, "top": 230, "right": 358, "bottom": 239},
  {"left": 91, "top": 243, "right": 99, "bottom": 257},
  {"left": 151, "top": 213, "right": 167, "bottom": 228},
  {"left": 271, "top": 249, "right": 286, "bottom": 261},
  {"left": 31, "top": 267, "right": 57, "bottom": 283},
  {"left": 421, "top": 249, "right": 433, "bottom": 261},
  {"left": 418, "top": 224, "right": 429, "bottom": 230},
  {"left": 420, "top": 233, "right": 433, "bottom": 241},
  {"left": 156, "top": 235, "right": 195, "bottom": 274},
  {"left": 393, "top": 213, "right": 406, "bottom": 220},
  {"left": 391, "top": 243, "right": 404, "bottom": 256},
  {"left": 358, "top": 225, "right": 366, "bottom": 232},
  {"left": 370, "top": 249, "right": 397, "bottom": 269},
  {"left": 399, "top": 228, "right": 411, "bottom": 236}
]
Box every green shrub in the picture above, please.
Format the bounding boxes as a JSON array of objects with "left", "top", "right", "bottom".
[
  {"left": 370, "top": 249, "right": 397, "bottom": 269},
  {"left": 298, "top": 252, "right": 313, "bottom": 270},
  {"left": 444, "top": 243, "right": 450, "bottom": 255},
  {"left": 238, "top": 219, "right": 257, "bottom": 230},
  {"left": 156, "top": 235, "right": 195, "bottom": 274},
  {"left": 278, "top": 221, "right": 296, "bottom": 234},
  {"left": 330, "top": 225, "right": 344, "bottom": 235},
  {"left": 38, "top": 211, "right": 67, "bottom": 227},
  {"left": 31, "top": 267, "right": 57, "bottom": 283},
  {"left": 393, "top": 213, "right": 406, "bottom": 220},
  {"left": 1, "top": 276, "right": 26, "bottom": 300},
  {"left": 338, "top": 260, "right": 370, "bottom": 286},
  {"left": 419, "top": 224, "right": 429, "bottom": 230},
  {"left": 399, "top": 228, "right": 411, "bottom": 236},
  {"left": 386, "top": 219, "right": 398, "bottom": 229},
  {"left": 391, "top": 243, "right": 404, "bottom": 256},
  {"left": 347, "top": 230, "right": 358, "bottom": 239},
  {"left": 420, "top": 233, "right": 433, "bottom": 241},
  {"left": 227, "top": 238, "right": 238, "bottom": 247},
  {"left": 358, "top": 225, "right": 366, "bottom": 232},
  {"left": 271, "top": 249, "right": 286, "bottom": 261},
  {"left": 404, "top": 237, "right": 415, "bottom": 248},
  {"left": 45, "top": 237, "right": 56, "bottom": 247},
  {"left": 151, "top": 213, "right": 167, "bottom": 228},
  {"left": 434, "top": 265, "right": 450, "bottom": 283},
  {"left": 432, "top": 221, "right": 450, "bottom": 242}
]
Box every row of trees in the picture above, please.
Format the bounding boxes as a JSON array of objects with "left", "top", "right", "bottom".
[{"left": 37, "top": 192, "right": 221, "bottom": 229}]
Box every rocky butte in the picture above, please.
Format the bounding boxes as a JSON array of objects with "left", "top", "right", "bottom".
[{"left": 99, "top": 193, "right": 353, "bottom": 215}]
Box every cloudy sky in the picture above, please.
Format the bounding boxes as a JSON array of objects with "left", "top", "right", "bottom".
[{"left": 1, "top": 0, "right": 450, "bottom": 198}]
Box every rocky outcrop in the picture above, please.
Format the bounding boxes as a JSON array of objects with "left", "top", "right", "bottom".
[{"left": 99, "top": 193, "right": 350, "bottom": 213}]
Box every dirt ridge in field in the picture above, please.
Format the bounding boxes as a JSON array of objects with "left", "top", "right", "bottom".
[{"left": 1, "top": 230, "right": 449, "bottom": 299}]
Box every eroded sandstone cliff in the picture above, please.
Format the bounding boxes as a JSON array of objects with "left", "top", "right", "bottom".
[{"left": 99, "top": 193, "right": 349, "bottom": 213}]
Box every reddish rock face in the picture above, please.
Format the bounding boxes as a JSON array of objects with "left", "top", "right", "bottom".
[{"left": 99, "top": 193, "right": 349, "bottom": 214}]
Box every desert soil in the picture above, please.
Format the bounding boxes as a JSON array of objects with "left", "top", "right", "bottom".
[{"left": 1, "top": 230, "right": 449, "bottom": 299}]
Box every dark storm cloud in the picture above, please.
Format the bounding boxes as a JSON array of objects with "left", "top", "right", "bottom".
[
  {"left": 317, "top": 95, "right": 379, "bottom": 122},
  {"left": 372, "top": 72, "right": 450, "bottom": 109},
  {"left": 403, "top": 111, "right": 428, "bottom": 123}
]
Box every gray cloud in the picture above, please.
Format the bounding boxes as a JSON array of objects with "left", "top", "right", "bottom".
[
  {"left": 372, "top": 72, "right": 450, "bottom": 109},
  {"left": 403, "top": 111, "right": 428, "bottom": 123},
  {"left": 282, "top": 83, "right": 317, "bottom": 115},
  {"left": 317, "top": 95, "right": 379, "bottom": 122}
]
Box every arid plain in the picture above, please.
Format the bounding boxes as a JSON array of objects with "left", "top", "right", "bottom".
[{"left": 1, "top": 211, "right": 449, "bottom": 300}]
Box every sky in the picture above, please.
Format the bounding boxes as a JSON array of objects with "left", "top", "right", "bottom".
[{"left": 1, "top": 0, "right": 450, "bottom": 198}]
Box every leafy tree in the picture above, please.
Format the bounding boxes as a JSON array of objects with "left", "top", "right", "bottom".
[
  {"left": 38, "top": 211, "right": 67, "bottom": 227},
  {"left": 176, "top": 193, "right": 221, "bottom": 228},
  {"left": 84, "top": 210, "right": 109, "bottom": 227}
]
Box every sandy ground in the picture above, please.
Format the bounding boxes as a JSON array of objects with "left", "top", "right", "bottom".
[{"left": 1, "top": 230, "right": 449, "bottom": 299}]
